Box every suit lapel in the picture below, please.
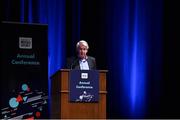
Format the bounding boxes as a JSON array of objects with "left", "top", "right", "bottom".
[
  {"left": 74, "top": 56, "right": 92, "bottom": 69},
  {"left": 74, "top": 58, "right": 80, "bottom": 69},
  {"left": 86, "top": 57, "right": 92, "bottom": 69}
]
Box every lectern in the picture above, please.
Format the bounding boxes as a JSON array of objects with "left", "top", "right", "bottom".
[{"left": 50, "top": 69, "right": 107, "bottom": 119}]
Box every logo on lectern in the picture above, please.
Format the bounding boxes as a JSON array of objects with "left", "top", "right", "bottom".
[{"left": 81, "top": 73, "right": 88, "bottom": 79}]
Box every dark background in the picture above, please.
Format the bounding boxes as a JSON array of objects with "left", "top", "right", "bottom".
[{"left": 1, "top": 0, "right": 180, "bottom": 118}]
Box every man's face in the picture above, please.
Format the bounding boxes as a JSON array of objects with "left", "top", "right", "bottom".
[{"left": 78, "top": 43, "right": 88, "bottom": 59}]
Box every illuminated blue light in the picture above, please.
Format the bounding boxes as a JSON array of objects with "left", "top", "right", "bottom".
[
  {"left": 38, "top": 0, "right": 48, "bottom": 24},
  {"left": 20, "top": 0, "right": 24, "bottom": 22},
  {"left": 20, "top": 0, "right": 66, "bottom": 116},
  {"left": 107, "top": 0, "right": 152, "bottom": 117},
  {"left": 131, "top": 39, "right": 138, "bottom": 111},
  {"left": 28, "top": 0, "right": 32, "bottom": 23}
]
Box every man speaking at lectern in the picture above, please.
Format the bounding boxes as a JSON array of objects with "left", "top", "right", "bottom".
[{"left": 67, "top": 40, "right": 96, "bottom": 70}]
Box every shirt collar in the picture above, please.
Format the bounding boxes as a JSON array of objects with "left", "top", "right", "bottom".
[{"left": 79, "top": 56, "right": 88, "bottom": 62}]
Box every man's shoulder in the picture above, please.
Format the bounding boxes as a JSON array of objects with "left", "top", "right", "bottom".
[
  {"left": 66, "top": 56, "right": 79, "bottom": 69},
  {"left": 87, "top": 56, "right": 95, "bottom": 61}
]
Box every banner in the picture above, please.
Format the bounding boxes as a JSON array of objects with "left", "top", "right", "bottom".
[
  {"left": 0, "top": 22, "right": 48, "bottom": 119},
  {"left": 69, "top": 70, "right": 99, "bottom": 102}
]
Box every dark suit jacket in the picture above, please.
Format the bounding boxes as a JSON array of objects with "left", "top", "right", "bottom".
[{"left": 66, "top": 56, "right": 96, "bottom": 69}]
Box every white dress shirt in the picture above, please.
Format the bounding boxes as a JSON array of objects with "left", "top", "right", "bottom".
[{"left": 79, "top": 59, "right": 89, "bottom": 70}]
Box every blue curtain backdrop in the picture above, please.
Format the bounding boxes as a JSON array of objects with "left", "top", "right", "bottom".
[
  {"left": 2, "top": 0, "right": 180, "bottom": 118},
  {"left": 105, "top": 0, "right": 163, "bottom": 118}
]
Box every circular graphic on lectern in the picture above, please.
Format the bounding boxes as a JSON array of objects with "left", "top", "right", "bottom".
[{"left": 9, "top": 97, "right": 19, "bottom": 108}]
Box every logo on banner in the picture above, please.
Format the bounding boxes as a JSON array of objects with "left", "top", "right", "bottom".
[{"left": 19, "top": 37, "right": 32, "bottom": 49}]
